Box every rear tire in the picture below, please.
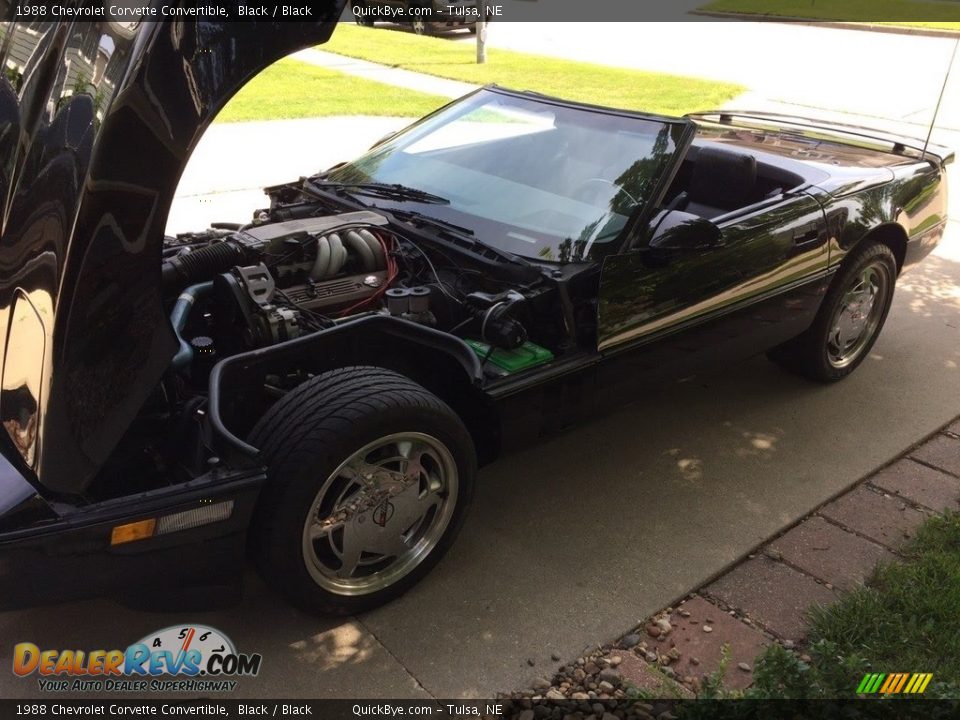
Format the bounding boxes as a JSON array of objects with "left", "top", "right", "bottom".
[
  {"left": 249, "top": 367, "right": 475, "bottom": 615},
  {"left": 767, "top": 242, "right": 896, "bottom": 382}
]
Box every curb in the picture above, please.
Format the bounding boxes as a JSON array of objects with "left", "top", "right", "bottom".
[{"left": 691, "top": 11, "right": 960, "bottom": 40}]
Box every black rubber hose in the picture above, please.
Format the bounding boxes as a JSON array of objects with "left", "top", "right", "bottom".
[{"left": 162, "top": 241, "right": 246, "bottom": 292}]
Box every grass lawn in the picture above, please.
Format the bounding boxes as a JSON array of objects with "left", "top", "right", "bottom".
[
  {"left": 323, "top": 25, "right": 744, "bottom": 117},
  {"left": 743, "top": 512, "right": 960, "bottom": 698},
  {"left": 216, "top": 57, "right": 449, "bottom": 123},
  {"left": 700, "top": 0, "right": 960, "bottom": 32}
]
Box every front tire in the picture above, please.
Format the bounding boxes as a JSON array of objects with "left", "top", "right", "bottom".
[
  {"left": 249, "top": 367, "right": 476, "bottom": 615},
  {"left": 767, "top": 242, "right": 897, "bottom": 382}
]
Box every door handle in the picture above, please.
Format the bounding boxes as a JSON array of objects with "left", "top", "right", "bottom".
[{"left": 793, "top": 226, "right": 820, "bottom": 245}]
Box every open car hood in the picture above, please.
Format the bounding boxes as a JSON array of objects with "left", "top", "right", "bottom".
[{"left": 0, "top": 11, "right": 344, "bottom": 495}]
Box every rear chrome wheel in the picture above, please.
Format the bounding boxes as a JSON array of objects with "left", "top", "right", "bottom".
[
  {"left": 826, "top": 260, "right": 891, "bottom": 369},
  {"left": 302, "top": 432, "right": 458, "bottom": 596},
  {"left": 767, "top": 241, "right": 897, "bottom": 382}
]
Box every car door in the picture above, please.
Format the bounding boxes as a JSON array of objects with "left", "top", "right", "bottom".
[{"left": 594, "top": 192, "right": 829, "bottom": 401}]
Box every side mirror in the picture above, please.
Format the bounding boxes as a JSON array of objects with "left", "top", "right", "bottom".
[{"left": 648, "top": 211, "right": 723, "bottom": 251}]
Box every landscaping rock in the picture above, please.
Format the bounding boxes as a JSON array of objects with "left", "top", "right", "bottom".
[
  {"left": 598, "top": 668, "right": 621, "bottom": 686},
  {"left": 634, "top": 596, "right": 769, "bottom": 692}
]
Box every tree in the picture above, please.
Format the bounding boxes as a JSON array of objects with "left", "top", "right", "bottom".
[{"left": 476, "top": 0, "right": 487, "bottom": 64}]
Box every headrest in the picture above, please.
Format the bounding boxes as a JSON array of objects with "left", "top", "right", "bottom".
[{"left": 688, "top": 145, "right": 757, "bottom": 210}]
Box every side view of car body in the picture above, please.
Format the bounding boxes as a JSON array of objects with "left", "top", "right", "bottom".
[{"left": 0, "top": 13, "right": 951, "bottom": 615}]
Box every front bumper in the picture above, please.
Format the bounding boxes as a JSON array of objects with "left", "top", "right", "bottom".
[{"left": 0, "top": 462, "right": 266, "bottom": 612}]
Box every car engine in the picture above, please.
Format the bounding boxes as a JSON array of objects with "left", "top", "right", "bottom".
[{"left": 160, "top": 207, "right": 559, "bottom": 383}]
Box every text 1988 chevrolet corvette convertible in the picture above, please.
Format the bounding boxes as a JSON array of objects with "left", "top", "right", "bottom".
[{"left": 0, "top": 15, "right": 951, "bottom": 614}]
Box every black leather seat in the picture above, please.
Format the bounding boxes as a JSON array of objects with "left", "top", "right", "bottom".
[{"left": 671, "top": 146, "right": 758, "bottom": 219}]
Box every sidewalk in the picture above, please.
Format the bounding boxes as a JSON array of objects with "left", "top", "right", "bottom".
[{"left": 508, "top": 419, "right": 960, "bottom": 699}]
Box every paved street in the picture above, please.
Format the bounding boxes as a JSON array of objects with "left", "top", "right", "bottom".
[{"left": 4, "top": 21, "right": 960, "bottom": 701}]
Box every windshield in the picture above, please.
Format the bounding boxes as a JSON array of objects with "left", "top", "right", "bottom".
[{"left": 325, "top": 89, "right": 689, "bottom": 262}]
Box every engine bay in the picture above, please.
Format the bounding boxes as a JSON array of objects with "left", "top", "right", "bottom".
[{"left": 159, "top": 189, "right": 585, "bottom": 387}]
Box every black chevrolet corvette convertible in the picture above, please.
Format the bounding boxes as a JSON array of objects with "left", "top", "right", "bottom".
[{"left": 0, "top": 14, "right": 951, "bottom": 614}]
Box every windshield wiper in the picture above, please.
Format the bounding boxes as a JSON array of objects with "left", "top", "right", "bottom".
[
  {"left": 304, "top": 179, "right": 449, "bottom": 205},
  {"left": 389, "top": 209, "right": 535, "bottom": 270},
  {"left": 389, "top": 208, "right": 475, "bottom": 237}
]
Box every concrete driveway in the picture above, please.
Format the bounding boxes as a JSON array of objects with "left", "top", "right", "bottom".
[{"left": 4, "top": 22, "right": 960, "bottom": 701}]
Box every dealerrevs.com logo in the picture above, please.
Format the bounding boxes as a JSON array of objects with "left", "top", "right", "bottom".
[{"left": 13, "top": 625, "right": 261, "bottom": 693}]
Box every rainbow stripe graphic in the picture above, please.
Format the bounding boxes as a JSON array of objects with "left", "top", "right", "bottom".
[{"left": 856, "top": 672, "right": 933, "bottom": 695}]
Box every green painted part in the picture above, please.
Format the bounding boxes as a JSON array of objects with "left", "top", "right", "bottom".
[
  {"left": 869, "top": 674, "right": 887, "bottom": 693},
  {"left": 856, "top": 675, "right": 872, "bottom": 693},
  {"left": 465, "top": 339, "right": 555, "bottom": 373}
]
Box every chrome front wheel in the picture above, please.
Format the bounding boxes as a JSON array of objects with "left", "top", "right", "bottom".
[
  {"left": 302, "top": 432, "right": 458, "bottom": 596},
  {"left": 250, "top": 367, "right": 476, "bottom": 615}
]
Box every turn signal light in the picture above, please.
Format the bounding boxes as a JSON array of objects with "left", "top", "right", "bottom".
[
  {"left": 110, "top": 519, "right": 156, "bottom": 546},
  {"left": 109, "top": 501, "right": 234, "bottom": 546}
]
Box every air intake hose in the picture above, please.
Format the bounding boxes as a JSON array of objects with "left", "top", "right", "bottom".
[
  {"left": 170, "top": 281, "right": 214, "bottom": 371},
  {"left": 162, "top": 241, "right": 246, "bottom": 292}
]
